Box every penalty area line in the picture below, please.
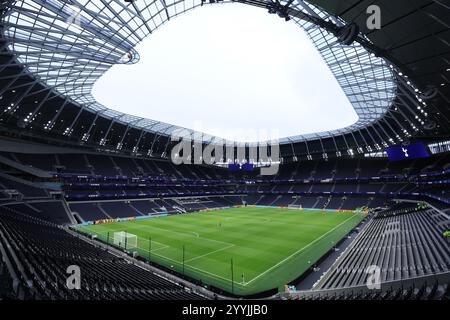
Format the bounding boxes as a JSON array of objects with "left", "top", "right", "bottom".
[
  {"left": 184, "top": 244, "right": 235, "bottom": 263},
  {"left": 243, "top": 213, "right": 361, "bottom": 286}
]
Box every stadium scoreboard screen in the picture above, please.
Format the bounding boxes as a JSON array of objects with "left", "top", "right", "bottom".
[{"left": 385, "top": 142, "right": 430, "bottom": 161}]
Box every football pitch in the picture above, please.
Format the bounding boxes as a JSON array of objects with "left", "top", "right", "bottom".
[{"left": 78, "top": 206, "right": 364, "bottom": 295}]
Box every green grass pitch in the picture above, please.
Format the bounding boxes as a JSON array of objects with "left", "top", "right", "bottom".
[{"left": 78, "top": 206, "right": 364, "bottom": 295}]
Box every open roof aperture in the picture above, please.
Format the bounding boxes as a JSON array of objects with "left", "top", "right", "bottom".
[{"left": 92, "top": 5, "right": 358, "bottom": 143}]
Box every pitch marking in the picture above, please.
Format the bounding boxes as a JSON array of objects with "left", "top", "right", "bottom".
[
  {"left": 184, "top": 244, "right": 235, "bottom": 263},
  {"left": 244, "top": 213, "right": 361, "bottom": 286},
  {"left": 131, "top": 223, "right": 233, "bottom": 247}
]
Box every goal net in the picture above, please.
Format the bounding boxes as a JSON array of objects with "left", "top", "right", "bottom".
[{"left": 113, "top": 231, "right": 137, "bottom": 250}]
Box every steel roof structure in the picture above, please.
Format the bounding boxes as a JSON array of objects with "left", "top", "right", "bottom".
[{"left": 0, "top": 0, "right": 448, "bottom": 161}]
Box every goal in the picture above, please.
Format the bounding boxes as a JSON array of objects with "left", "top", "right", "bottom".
[{"left": 113, "top": 231, "right": 137, "bottom": 250}]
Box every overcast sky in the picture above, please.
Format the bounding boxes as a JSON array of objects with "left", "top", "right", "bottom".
[{"left": 92, "top": 4, "right": 357, "bottom": 142}]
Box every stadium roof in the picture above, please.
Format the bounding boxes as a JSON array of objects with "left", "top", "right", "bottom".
[{"left": 0, "top": 0, "right": 448, "bottom": 159}]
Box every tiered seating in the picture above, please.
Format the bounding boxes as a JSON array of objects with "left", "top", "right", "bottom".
[
  {"left": 333, "top": 184, "right": 357, "bottom": 192},
  {"left": 0, "top": 207, "right": 205, "bottom": 300},
  {"left": 291, "top": 162, "right": 316, "bottom": 179},
  {"left": 296, "top": 196, "right": 318, "bottom": 208},
  {"left": 58, "top": 154, "right": 92, "bottom": 174},
  {"left": 293, "top": 281, "right": 450, "bottom": 300},
  {"left": 358, "top": 158, "right": 387, "bottom": 177},
  {"left": 358, "top": 183, "right": 384, "bottom": 192},
  {"left": 341, "top": 197, "right": 369, "bottom": 209},
  {"left": 113, "top": 157, "right": 140, "bottom": 177},
  {"left": 69, "top": 202, "right": 109, "bottom": 221},
  {"left": 334, "top": 159, "right": 358, "bottom": 178},
  {"left": 327, "top": 196, "right": 344, "bottom": 209},
  {"left": 3, "top": 201, "right": 70, "bottom": 225},
  {"left": 367, "top": 197, "right": 387, "bottom": 208},
  {"left": 100, "top": 201, "right": 139, "bottom": 219},
  {"left": 0, "top": 148, "right": 448, "bottom": 221},
  {"left": 314, "top": 161, "right": 337, "bottom": 179},
  {"left": 87, "top": 155, "right": 118, "bottom": 176},
  {"left": 128, "top": 200, "right": 161, "bottom": 215},
  {"left": 311, "top": 184, "right": 333, "bottom": 192},
  {"left": 312, "top": 196, "right": 329, "bottom": 209},
  {"left": 0, "top": 267, "right": 14, "bottom": 300},
  {"left": 0, "top": 176, "right": 47, "bottom": 198},
  {"left": 14, "top": 153, "right": 56, "bottom": 172},
  {"left": 29, "top": 201, "right": 71, "bottom": 225},
  {"left": 4, "top": 151, "right": 449, "bottom": 180},
  {"left": 2, "top": 202, "right": 41, "bottom": 217}
]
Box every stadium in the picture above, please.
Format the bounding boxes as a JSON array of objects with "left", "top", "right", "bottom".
[{"left": 0, "top": 0, "right": 449, "bottom": 304}]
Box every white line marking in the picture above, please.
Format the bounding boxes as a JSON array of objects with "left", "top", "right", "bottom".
[
  {"left": 151, "top": 245, "right": 170, "bottom": 252},
  {"left": 149, "top": 249, "right": 239, "bottom": 285},
  {"left": 140, "top": 243, "right": 169, "bottom": 253},
  {"left": 82, "top": 210, "right": 361, "bottom": 290},
  {"left": 131, "top": 223, "right": 233, "bottom": 247},
  {"left": 185, "top": 244, "right": 235, "bottom": 263},
  {"left": 244, "top": 213, "right": 360, "bottom": 286}
]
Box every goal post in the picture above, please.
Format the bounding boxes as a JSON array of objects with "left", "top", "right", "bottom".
[
  {"left": 113, "top": 231, "right": 137, "bottom": 250},
  {"left": 288, "top": 204, "right": 303, "bottom": 210}
]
